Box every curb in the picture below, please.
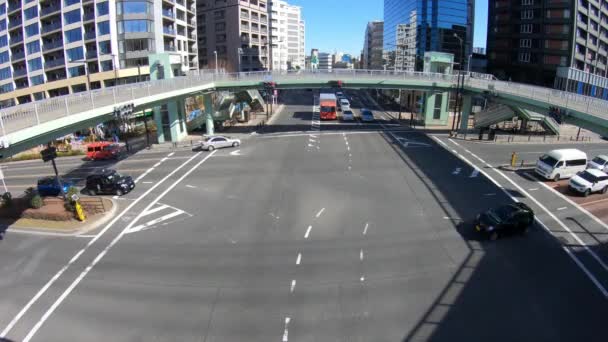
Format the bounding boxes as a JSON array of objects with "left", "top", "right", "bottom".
[{"left": 6, "top": 198, "right": 118, "bottom": 237}]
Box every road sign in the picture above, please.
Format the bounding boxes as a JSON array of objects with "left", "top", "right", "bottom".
[{"left": 41, "top": 147, "right": 57, "bottom": 162}]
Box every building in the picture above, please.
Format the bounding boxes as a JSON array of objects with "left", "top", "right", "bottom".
[
  {"left": 470, "top": 52, "right": 487, "bottom": 73},
  {"left": 318, "top": 52, "right": 332, "bottom": 70},
  {"left": 383, "top": 0, "right": 474, "bottom": 71},
  {"left": 362, "top": 20, "right": 384, "bottom": 69},
  {"left": 488, "top": 0, "right": 608, "bottom": 99},
  {"left": 269, "top": 0, "right": 305, "bottom": 70},
  {"left": 473, "top": 47, "right": 485, "bottom": 55},
  {"left": 0, "top": 0, "right": 198, "bottom": 107},
  {"left": 309, "top": 48, "right": 318, "bottom": 69},
  {"left": 197, "top": 0, "right": 269, "bottom": 72}
]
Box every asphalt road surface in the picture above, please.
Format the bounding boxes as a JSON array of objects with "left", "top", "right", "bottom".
[{"left": 1, "top": 91, "right": 607, "bottom": 341}]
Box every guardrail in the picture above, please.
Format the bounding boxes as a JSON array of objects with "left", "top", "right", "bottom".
[{"left": 1, "top": 69, "right": 608, "bottom": 143}]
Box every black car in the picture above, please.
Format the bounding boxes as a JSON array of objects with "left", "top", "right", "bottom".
[
  {"left": 474, "top": 202, "right": 534, "bottom": 240},
  {"left": 85, "top": 169, "right": 135, "bottom": 196}
]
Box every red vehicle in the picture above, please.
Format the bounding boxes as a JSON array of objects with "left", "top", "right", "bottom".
[
  {"left": 319, "top": 93, "right": 337, "bottom": 120},
  {"left": 86, "top": 142, "right": 126, "bottom": 160}
]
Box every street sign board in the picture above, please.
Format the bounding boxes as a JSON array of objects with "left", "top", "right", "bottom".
[{"left": 41, "top": 147, "right": 57, "bottom": 162}]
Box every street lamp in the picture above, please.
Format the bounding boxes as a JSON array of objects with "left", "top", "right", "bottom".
[
  {"left": 237, "top": 47, "right": 243, "bottom": 73},
  {"left": 214, "top": 50, "right": 218, "bottom": 74},
  {"left": 452, "top": 33, "right": 465, "bottom": 133}
]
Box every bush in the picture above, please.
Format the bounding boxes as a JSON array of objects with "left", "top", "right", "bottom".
[
  {"left": 64, "top": 186, "right": 79, "bottom": 212},
  {"left": 24, "top": 187, "right": 37, "bottom": 200},
  {"left": 30, "top": 195, "right": 43, "bottom": 209}
]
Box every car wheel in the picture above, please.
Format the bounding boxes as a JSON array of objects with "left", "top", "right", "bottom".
[
  {"left": 553, "top": 174, "right": 560, "bottom": 182},
  {"left": 232, "top": 142, "right": 240, "bottom": 147},
  {"left": 208, "top": 145, "right": 215, "bottom": 151},
  {"left": 489, "top": 231, "right": 499, "bottom": 241},
  {"left": 584, "top": 189, "right": 591, "bottom": 197},
  {"left": 602, "top": 186, "right": 608, "bottom": 194},
  {"left": 88, "top": 188, "right": 97, "bottom": 196},
  {"left": 115, "top": 188, "right": 123, "bottom": 196}
]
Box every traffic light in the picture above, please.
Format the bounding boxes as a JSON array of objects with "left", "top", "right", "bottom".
[
  {"left": 40, "top": 147, "right": 57, "bottom": 162},
  {"left": 113, "top": 103, "right": 135, "bottom": 119}
]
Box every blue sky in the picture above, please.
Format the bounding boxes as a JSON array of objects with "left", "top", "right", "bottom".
[{"left": 289, "top": 0, "right": 488, "bottom": 56}]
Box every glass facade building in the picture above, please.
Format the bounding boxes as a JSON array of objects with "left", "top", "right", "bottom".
[{"left": 383, "top": 0, "right": 474, "bottom": 71}]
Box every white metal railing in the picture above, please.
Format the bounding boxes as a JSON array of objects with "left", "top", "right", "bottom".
[{"left": 1, "top": 69, "right": 608, "bottom": 140}]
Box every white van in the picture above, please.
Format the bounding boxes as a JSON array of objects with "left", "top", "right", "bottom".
[{"left": 535, "top": 149, "right": 588, "bottom": 181}]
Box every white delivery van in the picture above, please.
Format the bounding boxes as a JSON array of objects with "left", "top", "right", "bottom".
[{"left": 535, "top": 149, "right": 587, "bottom": 181}]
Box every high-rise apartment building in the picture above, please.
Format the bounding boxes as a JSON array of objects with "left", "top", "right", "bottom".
[
  {"left": 196, "top": 0, "right": 269, "bottom": 72},
  {"left": 362, "top": 20, "right": 384, "bottom": 69},
  {"left": 383, "top": 0, "right": 474, "bottom": 71},
  {"left": 269, "top": 0, "right": 305, "bottom": 70},
  {"left": 318, "top": 52, "right": 332, "bottom": 70},
  {"left": 488, "top": 0, "right": 608, "bottom": 99},
  {"left": 0, "top": 0, "right": 198, "bottom": 108}
]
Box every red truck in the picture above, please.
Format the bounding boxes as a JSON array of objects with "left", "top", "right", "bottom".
[{"left": 319, "top": 93, "right": 337, "bottom": 120}]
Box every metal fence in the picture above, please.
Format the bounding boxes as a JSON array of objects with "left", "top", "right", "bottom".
[{"left": 2, "top": 69, "right": 608, "bottom": 139}]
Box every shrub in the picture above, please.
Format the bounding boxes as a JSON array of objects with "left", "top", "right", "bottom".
[
  {"left": 64, "top": 186, "right": 79, "bottom": 212},
  {"left": 30, "top": 195, "right": 43, "bottom": 209},
  {"left": 24, "top": 187, "right": 37, "bottom": 200}
]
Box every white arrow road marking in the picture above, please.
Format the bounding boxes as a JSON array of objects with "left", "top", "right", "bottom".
[
  {"left": 290, "top": 280, "right": 296, "bottom": 293},
  {"left": 283, "top": 317, "right": 291, "bottom": 341},
  {"left": 229, "top": 149, "right": 241, "bottom": 156},
  {"left": 469, "top": 169, "right": 480, "bottom": 178},
  {"left": 141, "top": 204, "right": 169, "bottom": 217},
  {"left": 452, "top": 168, "right": 461, "bottom": 175},
  {"left": 126, "top": 209, "right": 186, "bottom": 234}
]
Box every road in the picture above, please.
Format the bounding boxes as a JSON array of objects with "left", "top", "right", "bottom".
[{"left": 0, "top": 90, "right": 607, "bottom": 341}]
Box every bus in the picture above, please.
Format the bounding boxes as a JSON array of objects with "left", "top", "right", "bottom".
[{"left": 319, "top": 93, "right": 337, "bottom": 120}]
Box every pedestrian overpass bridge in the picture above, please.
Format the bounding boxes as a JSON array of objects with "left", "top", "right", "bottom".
[{"left": 1, "top": 69, "right": 607, "bottom": 158}]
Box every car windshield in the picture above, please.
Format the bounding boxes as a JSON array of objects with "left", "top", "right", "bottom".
[
  {"left": 106, "top": 172, "right": 123, "bottom": 181},
  {"left": 592, "top": 157, "right": 607, "bottom": 165},
  {"left": 344, "top": 111, "right": 353, "bottom": 115},
  {"left": 539, "top": 154, "right": 558, "bottom": 167},
  {"left": 578, "top": 171, "right": 599, "bottom": 183},
  {"left": 488, "top": 205, "right": 516, "bottom": 222},
  {"left": 320, "top": 106, "right": 335, "bottom": 112}
]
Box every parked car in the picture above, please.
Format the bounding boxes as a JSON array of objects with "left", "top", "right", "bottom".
[
  {"left": 339, "top": 98, "right": 351, "bottom": 111},
  {"left": 361, "top": 108, "right": 374, "bottom": 122},
  {"left": 474, "top": 202, "right": 535, "bottom": 240},
  {"left": 342, "top": 110, "right": 355, "bottom": 121},
  {"left": 336, "top": 91, "right": 344, "bottom": 97},
  {"left": 86, "top": 142, "right": 127, "bottom": 160},
  {"left": 568, "top": 169, "right": 608, "bottom": 196},
  {"left": 194, "top": 136, "right": 241, "bottom": 151},
  {"left": 85, "top": 169, "right": 135, "bottom": 196},
  {"left": 535, "top": 149, "right": 587, "bottom": 181},
  {"left": 37, "top": 177, "right": 72, "bottom": 197},
  {"left": 588, "top": 155, "right": 608, "bottom": 172}
]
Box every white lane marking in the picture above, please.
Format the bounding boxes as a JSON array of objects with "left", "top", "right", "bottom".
[
  {"left": 360, "top": 276, "right": 365, "bottom": 282},
  {"left": 19, "top": 151, "right": 218, "bottom": 342},
  {"left": 290, "top": 280, "right": 296, "bottom": 293},
  {"left": 452, "top": 168, "right": 461, "bottom": 175},
  {"left": 141, "top": 204, "right": 169, "bottom": 217},
  {"left": 134, "top": 167, "right": 154, "bottom": 183},
  {"left": 557, "top": 207, "right": 567, "bottom": 211},
  {"left": 469, "top": 169, "right": 479, "bottom": 178},
  {"left": 348, "top": 166, "right": 352, "bottom": 170},
  {"left": 125, "top": 210, "right": 185, "bottom": 234},
  {"left": 432, "top": 137, "right": 448, "bottom": 147},
  {"left": 296, "top": 253, "right": 302, "bottom": 265},
  {"left": 167, "top": 152, "right": 175, "bottom": 157},
  {"left": 229, "top": 149, "right": 241, "bottom": 156},
  {"left": 315, "top": 208, "right": 325, "bottom": 218},
  {"left": 464, "top": 149, "right": 471, "bottom": 153},
  {"left": 283, "top": 317, "right": 291, "bottom": 342},
  {"left": 259, "top": 130, "right": 414, "bottom": 139},
  {"left": 349, "top": 153, "right": 352, "bottom": 157},
  {"left": 448, "top": 139, "right": 461, "bottom": 146},
  {"left": 160, "top": 157, "right": 168, "bottom": 162},
  {"left": 0, "top": 151, "right": 206, "bottom": 339},
  {"left": 112, "top": 195, "right": 119, "bottom": 199},
  {"left": 345, "top": 141, "right": 349, "bottom": 145},
  {"left": 143, "top": 181, "right": 153, "bottom": 184},
  {"left": 528, "top": 188, "right": 539, "bottom": 191},
  {"left": 363, "top": 223, "right": 369, "bottom": 235},
  {"left": 304, "top": 225, "right": 312, "bottom": 239},
  {"left": 186, "top": 185, "right": 197, "bottom": 189},
  {"left": 468, "top": 152, "right": 486, "bottom": 163},
  {"left": 75, "top": 234, "right": 97, "bottom": 238},
  {"left": 452, "top": 149, "right": 458, "bottom": 153},
  {"left": 347, "top": 146, "right": 350, "bottom": 151},
  {"left": 153, "top": 162, "right": 161, "bottom": 168},
  {"left": 537, "top": 181, "right": 608, "bottom": 233},
  {"left": 360, "top": 249, "right": 364, "bottom": 261}
]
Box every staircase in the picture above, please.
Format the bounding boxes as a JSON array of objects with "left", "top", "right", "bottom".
[
  {"left": 474, "top": 104, "right": 516, "bottom": 128},
  {"left": 513, "top": 108, "right": 560, "bottom": 135}
]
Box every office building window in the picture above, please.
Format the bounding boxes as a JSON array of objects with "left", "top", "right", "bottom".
[
  {"left": 119, "top": 38, "right": 153, "bottom": 52},
  {"left": 26, "top": 41, "right": 40, "bottom": 54},
  {"left": 64, "top": 10, "right": 82, "bottom": 24},
  {"left": 24, "top": 7, "right": 38, "bottom": 20},
  {"left": 98, "top": 40, "right": 111, "bottom": 54},
  {"left": 118, "top": 20, "right": 153, "bottom": 33},
  {"left": 215, "top": 22, "right": 226, "bottom": 31},
  {"left": 30, "top": 75, "right": 44, "bottom": 85},
  {"left": 28, "top": 57, "right": 42, "bottom": 71},
  {"left": 518, "top": 52, "right": 531, "bottom": 62},
  {"left": 0, "top": 35, "right": 7, "bottom": 48},
  {"left": 97, "top": 2, "right": 109, "bottom": 16},
  {"left": 65, "top": 28, "right": 82, "bottom": 43},
  {"left": 100, "top": 60, "right": 113, "bottom": 71},
  {"left": 65, "top": 0, "right": 80, "bottom": 6},
  {"left": 117, "top": 1, "right": 150, "bottom": 14},
  {"left": 521, "top": 0, "right": 533, "bottom": 4},
  {"left": 98, "top": 21, "right": 110, "bottom": 35},
  {"left": 520, "top": 39, "right": 531, "bottom": 48},
  {"left": 0, "top": 83, "right": 13, "bottom": 94},
  {"left": 33, "top": 92, "right": 45, "bottom": 100},
  {"left": 0, "top": 19, "right": 6, "bottom": 31},
  {"left": 68, "top": 66, "right": 84, "bottom": 77},
  {"left": 521, "top": 24, "right": 533, "bottom": 33},
  {"left": 521, "top": 10, "right": 533, "bottom": 19},
  {"left": 214, "top": 10, "right": 225, "bottom": 20},
  {"left": 25, "top": 23, "right": 39, "bottom": 37},
  {"left": 66, "top": 46, "right": 84, "bottom": 61},
  {"left": 0, "top": 3, "right": 5, "bottom": 15},
  {"left": 0, "top": 51, "right": 8, "bottom": 64}
]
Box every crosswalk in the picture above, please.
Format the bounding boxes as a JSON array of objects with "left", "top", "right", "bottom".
[{"left": 125, "top": 203, "right": 188, "bottom": 234}]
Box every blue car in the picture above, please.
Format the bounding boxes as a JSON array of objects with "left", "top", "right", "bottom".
[
  {"left": 361, "top": 108, "right": 374, "bottom": 122},
  {"left": 37, "top": 177, "right": 72, "bottom": 197}
]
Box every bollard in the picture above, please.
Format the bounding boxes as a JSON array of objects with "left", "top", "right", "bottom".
[
  {"left": 521, "top": 160, "right": 524, "bottom": 167},
  {"left": 510, "top": 152, "right": 518, "bottom": 168}
]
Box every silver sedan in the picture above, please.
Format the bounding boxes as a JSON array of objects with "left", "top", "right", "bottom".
[{"left": 195, "top": 136, "right": 241, "bottom": 151}]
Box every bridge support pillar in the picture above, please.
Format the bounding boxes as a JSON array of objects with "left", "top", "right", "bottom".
[
  {"left": 422, "top": 91, "right": 449, "bottom": 126},
  {"left": 203, "top": 92, "right": 214, "bottom": 135},
  {"left": 153, "top": 99, "right": 188, "bottom": 144},
  {"left": 459, "top": 94, "right": 472, "bottom": 132}
]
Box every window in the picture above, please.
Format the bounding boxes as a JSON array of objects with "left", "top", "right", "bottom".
[
  {"left": 518, "top": 52, "right": 531, "bottom": 62},
  {"left": 98, "top": 40, "right": 111, "bottom": 54},
  {"left": 25, "top": 23, "right": 39, "bottom": 37},
  {"left": 30, "top": 75, "right": 44, "bottom": 85},
  {"left": 65, "top": 28, "right": 82, "bottom": 43},
  {"left": 119, "top": 20, "right": 152, "bottom": 33},
  {"left": 24, "top": 6, "right": 38, "bottom": 20},
  {"left": 100, "top": 60, "right": 113, "bottom": 71},
  {"left": 566, "top": 159, "right": 587, "bottom": 167},
  {"left": 65, "top": 0, "right": 80, "bottom": 6},
  {"left": 66, "top": 46, "right": 84, "bottom": 62},
  {"left": 521, "top": 0, "right": 533, "bottom": 5},
  {"left": 521, "top": 10, "right": 533, "bottom": 19},
  {"left": 68, "top": 66, "right": 84, "bottom": 77},
  {"left": 64, "top": 10, "right": 81, "bottom": 24},
  {"left": 98, "top": 21, "right": 110, "bottom": 35},
  {"left": 433, "top": 94, "right": 442, "bottom": 119},
  {"left": 0, "top": 19, "right": 6, "bottom": 31},
  {"left": 215, "top": 22, "right": 226, "bottom": 31},
  {"left": 119, "top": 38, "right": 152, "bottom": 52},
  {"left": 118, "top": 1, "right": 149, "bottom": 15},
  {"left": 0, "top": 3, "right": 5, "bottom": 16},
  {"left": 33, "top": 92, "right": 45, "bottom": 100},
  {"left": 0, "top": 51, "right": 8, "bottom": 64},
  {"left": 0, "top": 35, "right": 7, "bottom": 48},
  {"left": 96, "top": 2, "right": 109, "bottom": 16},
  {"left": 28, "top": 57, "right": 42, "bottom": 71},
  {"left": 520, "top": 39, "right": 531, "bottom": 48},
  {"left": 521, "top": 24, "right": 533, "bottom": 33},
  {"left": 214, "top": 10, "right": 225, "bottom": 20},
  {"left": 216, "top": 34, "right": 226, "bottom": 43}
]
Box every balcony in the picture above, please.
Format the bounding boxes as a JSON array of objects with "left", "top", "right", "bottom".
[
  {"left": 10, "top": 35, "right": 23, "bottom": 46},
  {"left": 162, "top": 10, "right": 175, "bottom": 19},
  {"left": 44, "top": 58, "right": 65, "bottom": 69},
  {"left": 83, "top": 12, "right": 95, "bottom": 21},
  {"left": 40, "top": 5, "right": 61, "bottom": 17},
  {"left": 251, "top": 26, "right": 259, "bottom": 33},
  {"left": 164, "top": 45, "right": 176, "bottom": 51},
  {"left": 260, "top": 17, "right": 268, "bottom": 24},
  {"left": 13, "top": 69, "right": 27, "bottom": 78},
  {"left": 8, "top": 2, "right": 21, "bottom": 14},
  {"left": 241, "top": 12, "right": 249, "bottom": 19},
  {"left": 10, "top": 51, "right": 25, "bottom": 61},
  {"left": 84, "top": 31, "right": 97, "bottom": 40},
  {"left": 251, "top": 16, "right": 259, "bottom": 23},
  {"left": 86, "top": 50, "right": 98, "bottom": 59},
  {"left": 250, "top": 37, "right": 260, "bottom": 44},
  {"left": 241, "top": 25, "right": 249, "bottom": 31},
  {"left": 163, "top": 27, "right": 175, "bottom": 35},
  {"left": 41, "top": 22, "right": 62, "bottom": 34},
  {"left": 42, "top": 40, "right": 63, "bottom": 51},
  {"left": 8, "top": 18, "right": 22, "bottom": 29}
]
